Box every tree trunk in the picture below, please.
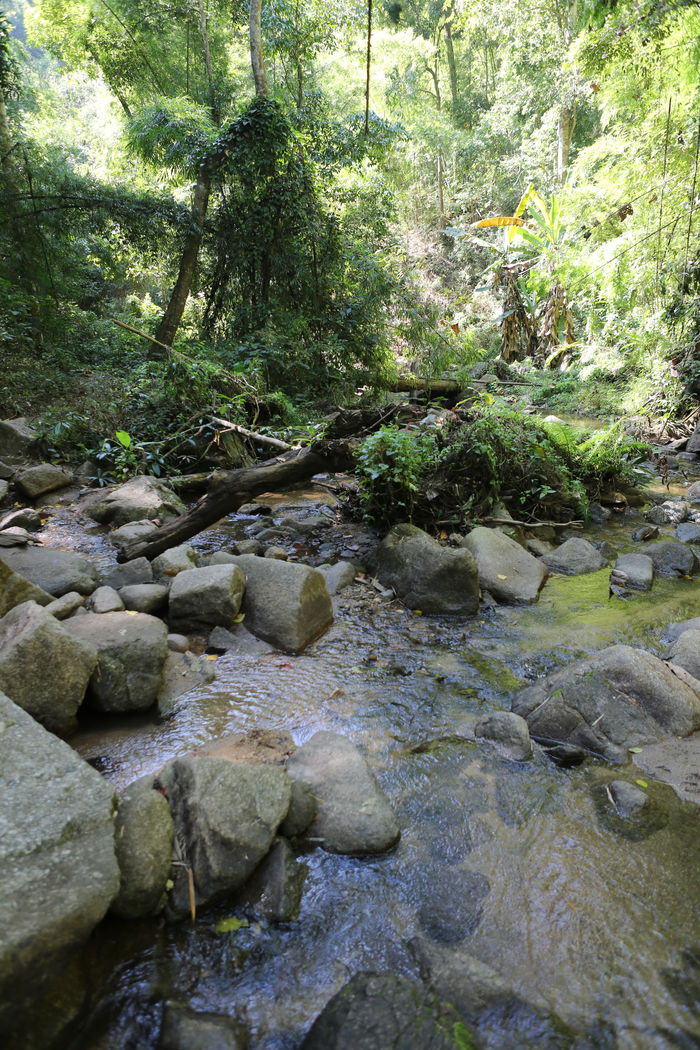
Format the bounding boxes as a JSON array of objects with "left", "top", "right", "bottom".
[
  {"left": 364, "top": 0, "right": 373, "bottom": 134},
  {"left": 557, "top": 100, "right": 577, "bottom": 183},
  {"left": 250, "top": 0, "right": 268, "bottom": 97},
  {"left": 0, "top": 85, "right": 12, "bottom": 175},
  {"left": 444, "top": 21, "right": 459, "bottom": 114}
]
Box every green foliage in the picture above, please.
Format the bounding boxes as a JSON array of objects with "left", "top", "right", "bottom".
[
  {"left": 93, "top": 429, "right": 166, "bottom": 484},
  {"left": 356, "top": 424, "right": 442, "bottom": 525}
]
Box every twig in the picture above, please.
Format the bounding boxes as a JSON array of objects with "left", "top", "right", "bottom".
[
  {"left": 482, "top": 517, "right": 583, "bottom": 529},
  {"left": 209, "top": 417, "right": 293, "bottom": 452}
]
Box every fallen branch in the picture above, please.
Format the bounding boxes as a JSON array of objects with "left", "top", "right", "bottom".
[
  {"left": 209, "top": 417, "right": 293, "bottom": 452},
  {"left": 482, "top": 517, "right": 583, "bottom": 529}
]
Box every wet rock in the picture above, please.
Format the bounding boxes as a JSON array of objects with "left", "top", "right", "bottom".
[
  {"left": 109, "top": 520, "right": 158, "bottom": 556},
  {"left": 612, "top": 553, "right": 654, "bottom": 592},
  {"left": 159, "top": 1003, "right": 246, "bottom": 1050},
  {"left": 588, "top": 502, "right": 610, "bottom": 525},
  {"left": 194, "top": 728, "right": 294, "bottom": 766},
  {"left": 235, "top": 837, "right": 307, "bottom": 922},
  {"left": 158, "top": 756, "right": 291, "bottom": 916},
  {"left": 317, "top": 561, "right": 357, "bottom": 595},
  {"left": 647, "top": 541, "right": 698, "bottom": 577},
  {"left": 280, "top": 778, "right": 318, "bottom": 838},
  {"left": 0, "top": 506, "right": 42, "bottom": 531},
  {"left": 234, "top": 554, "right": 333, "bottom": 653},
  {"left": 87, "top": 585, "right": 124, "bottom": 614},
  {"left": 101, "top": 557, "right": 154, "bottom": 589},
  {"left": 376, "top": 523, "right": 479, "bottom": 615},
  {"left": 417, "top": 869, "right": 490, "bottom": 944},
  {"left": 474, "top": 711, "right": 532, "bottom": 760},
  {"left": 646, "top": 501, "right": 689, "bottom": 525},
  {"left": 0, "top": 556, "right": 52, "bottom": 616},
  {"left": 632, "top": 524, "right": 658, "bottom": 542},
  {"left": 0, "top": 601, "right": 97, "bottom": 733},
  {"left": 88, "top": 475, "right": 185, "bottom": 528},
  {"left": 0, "top": 526, "right": 33, "bottom": 547},
  {"left": 112, "top": 774, "right": 174, "bottom": 918},
  {"left": 540, "top": 537, "right": 607, "bottom": 576},
  {"left": 152, "top": 543, "right": 198, "bottom": 582},
  {"left": 263, "top": 544, "right": 288, "bottom": 559},
  {"left": 167, "top": 633, "right": 190, "bottom": 653},
  {"left": 460, "top": 527, "right": 547, "bottom": 604},
  {"left": 608, "top": 780, "right": 648, "bottom": 818},
  {"left": 287, "top": 730, "right": 400, "bottom": 854},
  {"left": 0, "top": 416, "right": 37, "bottom": 458},
  {"left": 158, "top": 652, "right": 216, "bottom": 714},
  {"left": 0, "top": 692, "right": 118, "bottom": 1034},
  {"left": 666, "top": 628, "right": 700, "bottom": 681},
  {"left": 169, "top": 564, "right": 246, "bottom": 633},
  {"left": 633, "top": 733, "right": 700, "bottom": 807},
  {"left": 64, "top": 611, "right": 168, "bottom": 712},
  {"left": 235, "top": 538, "right": 261, "bottom": 555},
  {"left": 512, "top": 644, "right": 700, "bottom": 762},
  {"left": 676, "top": 521, "right": 700, "bottom": 544},
  {"left": 44, "top": 591, "right": 84, "bottom": 620},
  {"left": 280, "top": 514, "right": 332, "bottom": 535},
  {"left": 0, "top": 545, "right": 98, "bottom": 596},
  {"left": 15, "top": 463, "right": 73, "bottom": 500},
  {"left": 119, "top": 583, "right": 168, "bottom": 614}
]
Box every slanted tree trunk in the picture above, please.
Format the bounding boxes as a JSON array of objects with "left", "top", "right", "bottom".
[{"left": 250, "top": 0, "right": 268, "bottom": 97}]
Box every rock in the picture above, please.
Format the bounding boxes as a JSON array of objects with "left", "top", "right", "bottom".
[
  {"left": 460, "top": 527, "right": 547, "bottom": 605},
  {"left": 612, "top": 553, "right": 654, "bottom": 592},
  {"left": 677, "top": 452, "right": 698, "bottom": 462},
  {"left": 112, "top": 774, "right": 174, "bottom": 919},
  {"left": 235, "top": 838, "right": 306, "bottom": 922},
  {"left": 280, "top": 514, "right": 332, "bottom": 535},
  {"left": 588, "top": 502, "right": 610, "bottom": 524},
  {"left": 647, "top": 542, "right": 698, "bottom": 577},
  {"left": 663, "top": 616, "right": 700, "bottom": 643},
  {"left": 109, "top": 520, "right": 158, "bottom": 556},
  {"left": 15, "top": 463, "right": 73, "bottom": 500},
  {"left": 0, "top": 545, "right": 98, "bottom": 596},
  {"left": 525, "top": 537, "right": 553, "bottom": 557},
  {"left": 88, "top": 475, "right": 185, "bottom": 528},
  {"left": 207, "top": 624, "right": 274, "bottom": 656},
  {"left": 645, "top": 501, "right": 689, "bottom": 525},
  {"left": 167, "top": 633, "right": 190, "bottom": 653},
  {"left": 234, "top": 554, "right": 333, "bottom": 653},
  {"left": 686, "top": 480, "right": 700, "bottom": 503},
  {"left": 208, "top": 551, "right": 241, "bottom": 566},
  {"left": 608, "top": 780, "right": 648, "bottom": 818},
  {"left": 632, "top": 525, "right": 658, "bottom": 542},
  {"left": 287, "top": 730, "right": 400, "bottom": 854},
  {"left": 0, "top": 416, "right": 36, "bottom": 458},
  {"left": 317, "top": 561, "right": 357, "bottom": 595},
  {"left": 375, "top": 524, "right": 479, "bottom": 615},
  {"left": 633, "top": 734, "right": 700, "bottom": 807},
  {"left": 63, "top": 611, "right": 168, "bottom": 712},
  {"left": 101, "top": 557, "right": 154, "bottom": 589},
  {"left": 687, "top": 423, "right": 700, "bottom": 454},
  {"left": 666, "top": 628, "right": 700, "bottom": 681},
  {"left": 0, "top": 556, "right": 52, "bottom": 616},
  {"left": 299, "top": 972, "right": 469, "bottom": 1050},
  {"left": 159, "top": 1003, "right": 246, "bottom": 1050},
  {"left": 168, "top": 565, "right": 246, "bottom": 633},
  {"left": 87, "top": 585, "right": 125, "bottom": 614},
  {"left": 44, "top": 591, "right": 84, "bottom": 620},
  {"left": 474, "top": 711, "right": 532, "bottom": 760},
  {"left": 0, "top": 526, "right": 33, "bottom": 547},
  {"left": 0, "top": 692, "right": 118, "bottom": 1034},
  {"left": 158, "top": 652, "right": 216, "bottom": 715},
  {"left": 512, "top": 644, "right": 700, "bottom": 762},
  {"left": 676, "top": 521, "right": 700, "bottom": 544},
  {"left": 540, "top": 537, "right": 607, "bottom": 576},
  {"left": 280, "top": 779, "right": 318, "bottom": 838},
  {"left": 417, "top": 871, "right": 490, "bottom": 944},
  {"left": 119, "top": 583, "right": 168, "bottom": 614},
  {"left": 0, "top": 479, "right": 8, "bottom": 502},
  {"left": 235, "top": 539, "right": 261, "bottom": 555},
  {"left": 152, "top": 543, "right": 199, "bottom": 582},
  {"left": 158, "top": 756, "right": 291, "bottom": 916},
  {"left": 264, "top": 545, "right": 288, "bottom": 560},
  {"left": 0, "top": 602, "right": 97, "bottom": 734},
  {"left": 193, "top": 729, "right": 294, "bottom": 766},
  {"left": 0, "top": 507, "right": 42, "bottom": 533},
  {"left": 0, "top": 459, "right": 14, "bottom": 479}
]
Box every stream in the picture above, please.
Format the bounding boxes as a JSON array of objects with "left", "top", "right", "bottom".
[{"left": 28, "top": 483, "right": 700, "bottom": 1050}]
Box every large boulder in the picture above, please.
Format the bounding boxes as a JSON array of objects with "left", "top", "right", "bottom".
[
  {"left": 234, "top": 554, "right": 333, "bottom": 653},
  {"left": 0, "top": 416, "right": 36, "bottom": 458},
  {"left": 286, "top": 730, "right": 400, "bottom": 854},
  {"left": 512, "top": 644, "right": 700, "bottom": 762},
  {"left": 375, "top": 524, "right": 479, "bottom": 615},
  {"left": 0, "top": 601, "right": 97, "bottom": 734},
  {"left": 158, "top": 756, "right": 291, "bottom": 917},
  {"left": 460, "top": 527, "right": 547, "bottom": 604},
  {"left": 168, "top": 565, "right": 245, "bottom": 633},
  {"left": 612, "top": 553, "right": 654, "bottom": 592},
  {"left": 647, "top": 541, "right": 698, "bottom": 576},
  {"left": 676, "top": 522, "right": 700, "bottom": 544},
  {"left": 63, "top": 611, "right": 168, "bottom": 712},
  {"left": 88, "top": 475, "right": 185, "bottom": 528},
  {"left": 14, "top": 463, "right": 73, "bottom": 500},
  {"left": 666, "top": 628, "right": 700, "bottom": 681},
  {"left": 119, "top": 583, "right": 168, "bottom": 614},
  {"left": 0, "top": 557, "right": 52, "bottom": 616},
  {"left": 299, "top": 972, "right": 471, "bottom": 1050},
  {"left": 0, "top": 692, "right": 118, "bottom": 1034},
  {"left": 111, "top": 774, "right": 174, "bottom": 919},
  {"left": 101, "top": 557, "right": 154, "bottom": 589},
  {"left": 158, "top": 652, "right": 216, "bottom": 715},
  {"left": 540, "top": 537, "right": 607, "bottom": 576},
  {"left": 0, "top": 546, "right": 99, "bottom": 596}
]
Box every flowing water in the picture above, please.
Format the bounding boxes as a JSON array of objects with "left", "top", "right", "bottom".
[{"left": 31, "top": 494, "right": 700, "bottom": 1050}]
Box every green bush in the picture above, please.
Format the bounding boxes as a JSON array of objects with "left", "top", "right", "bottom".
[{"left": 356, "top": 425, "right": 441, "bottom": 526}]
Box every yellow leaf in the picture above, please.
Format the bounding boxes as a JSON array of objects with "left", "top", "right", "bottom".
[
  {"left": 497, "top": 574, "right": 508, "bottom": 580},
  {"left": 232, "top": 612, "right": 245, "bottom": 623},
  {"left": 470, "top": 216, "right": 525, "bottom": 228},
  {"left": 205, "top": 653, "right": 218, "bottom": 660},
  {"left": 635, "top": 779, "right": 648, "bottom": 788}
]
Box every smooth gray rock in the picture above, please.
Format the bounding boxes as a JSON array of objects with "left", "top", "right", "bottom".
[
  {"left": 168, "top": 565, "right": 245, "bottom": 633},
  {"left": 0, "top": 416, "right": 36, "bottom": 458},
  {"left": 159, "top": 1004, "right": 246, "bottom": 1050},
  {"left": 207, "top": 624, "right": 273, "bottom": 656},
  {"left": 676, "top": 521, "right": 700, "bottom": 544},
  {"left": 0, "top": 526, "right": 32, "bottom": 547},
  {"left": 376, "top": 523, "right": 479, "bottom": 615},
  {"left": 235, "top": 539, "right": 261, "bottom": 555},
  {"left": 15, "top": 463, "right": 73, "bottom": 500},
  {"left": 88, "top": 475, "right": 185, "bottom": 528},
  {"left": 0, "top": 556, "right": 52, "bottom": 616},
  {"left": 512, "top": 644, "right": 700, "bottom": 762},
  {"left": 540, "top": 537, "right": 607, "bottom": 576},
  {"left": 687, "top": 480, "right": 700, "bottom": 503},
  {"left": 474, "top": 711, "right": 532, "bottom": 760},
  {"left": 663, "top": 616, "right": 700, "bottom": 643},
  {"left": 109, "top": 520, "right": 158, "bottom": 556},
  {"left": 234, "top": 554, "right": 333, "bottom": 653},
  {"left": 299, "top": 972, "right": 468, "bottom": 1050},
  {"left": 0, "top": 692, "right": 118, "bottom": 1033},
  {"left": 647, "top": 541, "right": 698, "bottom": 576},
  {"left": 645, "top": 500, "right": 689, "bottom": 525},
  {"left": 101, "top": 557, "right": 154, "bottom": 589},
  {"left": 158, "top": 756, "right": 291, "bottom": 916},
  {"left": 112, "top": 775, "right": 174, "bottom": 918},
  {"left": 264, "top": 545, "right": 288, "bottom": 560},
  {"left": 152, "top": 543, "right": 198, "bottom": 582},
  {"left": 287, "top": 731, "right": 400, "bottom": 854},
  {"left": 0, "top": 459, "right": 13, "bottom": 479},
  {"left": 0, "top": 546, "right": 98, "bottom": 596},
  {"left": 0, "top": 506, "right": 42, "bottom": 531},
  {"left": 280, "top": 778, "right": 318, "bottom": 838},
  {"left": 63, "top": 611, "right": 168, "bottom": 712},
  {"left": 119, "top": 583, "right": 168, "bottom": 614},
  {"left": 235, "top": 838, "right": 307, "bottom": 922},
  {"left": 44, "top": 591, "right": 84, "bottom": 620},
  {"left": 167, "top": 633, "right": 190, "bottom": 653},
  {"left": 612, "top": 553, "right": 654, "bottom": 592},
  {"left": 208, "top": 551, "right": 241, "bottom": 566},
  {"left": 87, "top": 585, "right": 124, "bottom": 614},
  {"left": 632, "top": 525, "right": 658, "bottom": 542},
  {"left": 158, "top": 652, "right": 216, "bottom": 715},
  {"left": 0, "top": 479, "right": 8, "bottom": 501},
  {"left": 0, "top": 601, "right": 97, "bottom": 734},
  {"left": 460, "top": 527, "right": 547, "bottom": 604},
  {"left": 633, "top": 733, "right": 700, "bottom": 807},
  {"left": 666, "top": 628, "right": 700, "bottom": 681},
  {"left": 317, "top": 561, "right": 357, "bottom": 595},
  {"left": 608, "top": 780, "right": 648, "bottom": 818}
]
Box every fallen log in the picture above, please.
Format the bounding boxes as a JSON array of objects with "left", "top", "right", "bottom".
[
  {"left": 392, "top": 377, "right": 464, "bottom": 395},
  {"left": 116, "top": 440, "right": 355, "bottom": 562}
]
